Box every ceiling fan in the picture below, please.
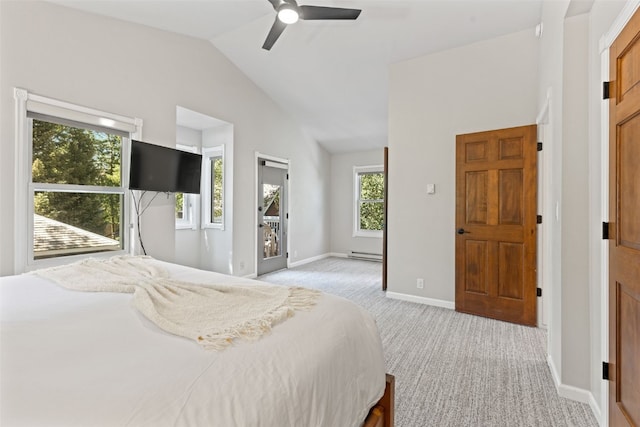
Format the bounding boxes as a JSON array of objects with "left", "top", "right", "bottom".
[{"left": 262, "top": 0, "right": 361, "bottom": 50}]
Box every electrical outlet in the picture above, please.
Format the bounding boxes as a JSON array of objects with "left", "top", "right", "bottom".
[
  {"left": 417, "top": 278, "right": 424, "bottom": 289},
  {"left": 239, "top": 261, "right": 245, "bottom": 270},
  {"left": 294, "top": 250, "right": 298, "bottom": 258}
]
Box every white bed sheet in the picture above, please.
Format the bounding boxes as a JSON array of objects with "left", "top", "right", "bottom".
[{"left": 0, "top": 260, "right": 386, "bottom": 427}]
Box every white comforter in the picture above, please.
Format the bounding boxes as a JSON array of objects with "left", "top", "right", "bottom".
[{"left": 0, "top": 261, "right": 386, "bottom": 427}]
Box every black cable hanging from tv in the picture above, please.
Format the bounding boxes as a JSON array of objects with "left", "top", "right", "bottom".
[{"left": 131, "top": 190, "right": 160, "bottom": 256}]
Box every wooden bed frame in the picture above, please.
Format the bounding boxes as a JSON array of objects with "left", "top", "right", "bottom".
[{"left": 364, "top": 374, "right": 395, "bottom": 427}]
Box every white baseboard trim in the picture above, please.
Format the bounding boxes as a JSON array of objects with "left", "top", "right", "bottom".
[
  {"left": 255, "top": 252, "right": 350, "bottom": 275},
  {"left": 288, "top": 252, "right": 345, "bottom": 268},
  {"left": 288, "top": 252, "right": 347, "bottom": 268},
  {"left": 558, "top": 381, "right": 594, "bottom": 405},
  {"left": 547, "top": 354, "right": 561, "bottom": 389},
  {"left": 386, "top": 291, "right": 455, "bottom": 310},
  {"left": 547, "top": 355, "right": 600, "bottom": 423},
  {"left": 589, "top": 392, "right": 602, "bottom": 426},
  {"left": 328, "top": 252, "right": 348, "bottom": 258}
]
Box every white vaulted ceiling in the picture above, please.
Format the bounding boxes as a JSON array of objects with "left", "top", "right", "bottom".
[{"left": 45, "top": 0, "right": 544, "bottom": 153}]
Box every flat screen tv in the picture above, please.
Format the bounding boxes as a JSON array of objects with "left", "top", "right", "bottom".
[{"left": 129, "top": 140, "right": 202, "bottom": 194}]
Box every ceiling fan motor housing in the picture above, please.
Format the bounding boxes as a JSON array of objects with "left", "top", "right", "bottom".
[{"left": 277, "top": 2, "right": 300, "bottom": 24}]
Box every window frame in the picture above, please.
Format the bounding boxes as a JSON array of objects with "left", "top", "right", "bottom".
[
  {"left": 202, "top": 145, "right": 225, "bottom": 230},
  {"left": 175, "top": 144, "right": 199, "bottom": 230},
  {"left": 353, "top": 164, "right": 384, "bottom": 238},
  {"left": 14, "top": 88, "right": 142, "bottom": 272}
]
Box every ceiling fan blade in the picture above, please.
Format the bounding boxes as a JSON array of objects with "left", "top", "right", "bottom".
[
  {"left": 299, "top": 5, "right": 361, "bottom": 20},
  {"left": 262, "top": 18, "right": 287, "bottom": 50}
]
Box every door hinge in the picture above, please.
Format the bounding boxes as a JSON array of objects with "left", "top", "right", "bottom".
[
  {"left": 537, "top": 142, "right": 543, "bottom": 151},
  {"left": 286, "top": 252, "right": 289, "bottom": 259},
  {"left": 286, "top": 213, "right": 289, "bottom": 219},
  {"left": 602, "top": 222, "right": 610, "bottom": 240},
  {"left": 603, "top": 362, "right": 610, "bottom": 380},
  {"left": 286, "top": 173, "right": 289, "bottom": 180},
  {"left": 536, "top": 288, "right": 542, "bottom": 297},
  {"left": 603, "top": 81, "right": 611, "bottom": 100},
  {"left": 537, "top": 215, "right": 542, "bottom": 224}
]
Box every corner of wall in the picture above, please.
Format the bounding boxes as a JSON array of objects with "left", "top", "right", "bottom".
[{"left": 547, "top": 354, "right": 599, "bottom": 418}]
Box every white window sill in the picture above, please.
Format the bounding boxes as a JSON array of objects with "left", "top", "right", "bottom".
[
  {"left": 176, "top": 223, "right": 196, "bottom": 230},
  {"left": 353, "top": 230, "right": 383, "bottom": 238},
  {"left": 203, "top": 223, "right": 224, "bottom": 231},
  {"left": 26, "top": 249, "right": 130, "bottom": 272}
]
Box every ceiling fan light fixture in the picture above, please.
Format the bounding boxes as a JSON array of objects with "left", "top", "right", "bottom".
[{"left": 277, "top": 4, "right": 299, "bottom": 24}]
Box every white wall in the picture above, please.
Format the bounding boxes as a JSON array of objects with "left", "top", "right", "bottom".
[
  {"left": 174, "top": 125, "right": 203, "bottom": 270},
  {"left": 387, "top": 28, "right": 539, "bottom": 302},
  {"left": 176, "top": 126, "right": 202, "bottom": 148},
  {"left": 537, "top": 0, "right": 569, "bottom": 394},
  {"left": 200, "top": 124, "right": 234, "bottom": 274},
  {"left": 561, "top": 12, "right": 590, "bottom": 391},
  {"left": 330, "top": 149, "right": 384, "bottom": 256},
  {"left": 0, "top": 1, "right": 330, "bottom": 276}
]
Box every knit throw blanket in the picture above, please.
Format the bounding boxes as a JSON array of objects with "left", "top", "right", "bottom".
[{"left": 35, "top": 256, "right": 320, "bottom": 350}]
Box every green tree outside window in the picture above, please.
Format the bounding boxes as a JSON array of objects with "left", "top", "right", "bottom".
[{"left": 358, "top": 172, "right": 384, "bottom": 232}]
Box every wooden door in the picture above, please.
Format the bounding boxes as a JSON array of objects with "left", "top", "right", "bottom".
[
  {"left": 455, "top": 125, "right": 537, "bottom": 326},
  {"left": 608, "top": 8, "right": 640, "bottom": 426},
  {"left": 383, "top": 147, "right": 388, "bottom": 291}
]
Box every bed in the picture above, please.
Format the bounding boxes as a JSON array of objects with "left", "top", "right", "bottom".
[{"left": 0, "top": 256, "right": 393, "bottom": 427}]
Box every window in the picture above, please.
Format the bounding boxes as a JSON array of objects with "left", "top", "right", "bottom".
[
  {"left": 175, "top": 144, "right": 199, "bottom": 230},
  {"left": 202, "top": 145, "right": 224, "bottom": 229},
  {"left": 31, "top": 117, "right": 126, "bottom": 260},
  {"left": 15, "top": 88, "right": 140, "bottom": 269},
  {"left": 173, "top": 144, "right": 224, "bottom": 231},
  {"left": 354, "top": 165, "right": 384, "bottom": 237}
]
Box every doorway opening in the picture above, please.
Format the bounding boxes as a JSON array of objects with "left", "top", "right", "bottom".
[{"left": 256, "top": 154, "right": 288, "bottom": 275}]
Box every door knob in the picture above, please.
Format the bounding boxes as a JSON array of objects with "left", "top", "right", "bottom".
[{"left": 457, "top": 228, "right": 468, "bottom": 235}]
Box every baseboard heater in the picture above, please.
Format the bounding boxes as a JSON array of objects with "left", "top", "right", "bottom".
[{"left": 348, "top": 251, "right": 383, "bottom": 262}]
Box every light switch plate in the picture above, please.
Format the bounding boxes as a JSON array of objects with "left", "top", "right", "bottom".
[{"left": 426, "top": 184, "right": 435, "bottom": 194}]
